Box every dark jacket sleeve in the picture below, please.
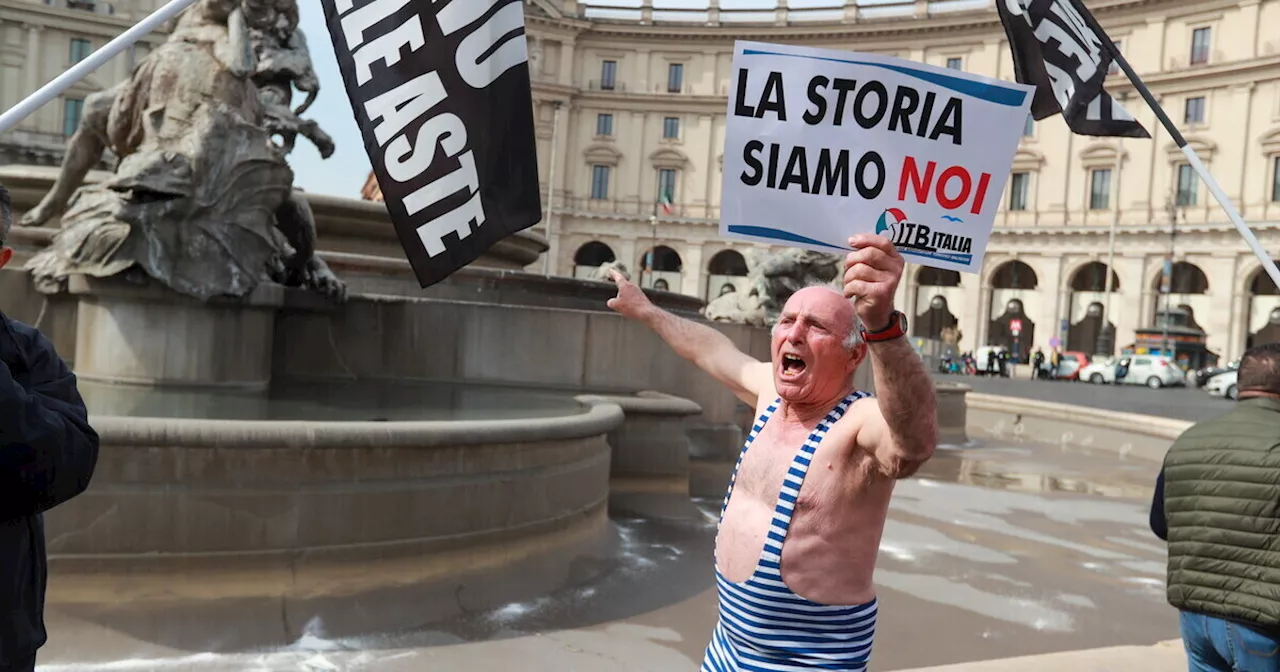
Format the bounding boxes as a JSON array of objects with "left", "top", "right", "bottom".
[
  {"left": 0, "top": 323, "right": 99, "bottom": 521},
  {"left": 1149, "top": 467, "right": 1168, "bottom": 541}
]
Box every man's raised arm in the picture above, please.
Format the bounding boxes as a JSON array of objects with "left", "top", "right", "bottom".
[
  {"left": 606, "top": 269, "right": 770, "bottom": 406},
  {"left": 842, "top": 234, "right": 938, "bottom": 479}
]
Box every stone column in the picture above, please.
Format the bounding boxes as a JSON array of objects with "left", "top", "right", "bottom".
[
  {"left": 1204, "top": 256, "right": 1238, "bottom": 358},
  {"left": 558, "top": 40, "right": 575, "bottom": 87},
  {"left": 682, "top": 243, "right": 704, "bottom": 298},
  {"left": 24, "top": 24, "right": 41, "bottom": 127},
  {"left": 636, "top": 49, "right": 652, "bottom": 93}
]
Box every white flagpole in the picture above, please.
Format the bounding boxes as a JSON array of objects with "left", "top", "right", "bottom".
[
  {"left": 1100, "top": 38, "right": 1280, "bottom": 291},
  {"left": 0, "top": 0, "right": 199, "bottom": 136}
]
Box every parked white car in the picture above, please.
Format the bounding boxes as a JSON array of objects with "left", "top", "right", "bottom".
[
  {"left": 1205, "top": 369, "right": 1240, "bottom": 400},
  {"left": 1078, "top": 354, "right": 1186, "bottom": 388}
]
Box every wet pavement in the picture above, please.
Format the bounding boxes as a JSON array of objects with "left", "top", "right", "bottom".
[
  {"left": 35, "top": 439, "right": 1175, "bottom": 671},
  {"left": 935, "top": 372, "right": 1232, "bottom": 423}
]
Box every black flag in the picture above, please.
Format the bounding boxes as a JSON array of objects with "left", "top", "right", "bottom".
[
  {"left": 321, "top": 0, "right": 543, "bottom": 287},
  {"left": 996, "top": 0, "right": 1149, "bottom": 138}
]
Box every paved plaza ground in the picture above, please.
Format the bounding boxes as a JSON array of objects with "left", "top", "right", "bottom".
[
  {"left": 936, "top": 372, "right": 1232, "bottom": 423},
  {"left": 36, "top": 431, "right": 1177, "bottom": 671}
]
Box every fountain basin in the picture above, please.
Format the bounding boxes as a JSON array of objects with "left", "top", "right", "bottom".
[{"left": 51, "top": 391, "right": 619, "bottom": 566}]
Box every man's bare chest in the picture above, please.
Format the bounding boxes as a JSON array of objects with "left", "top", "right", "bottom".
[{"left": 734, "top": 422, "right": 857, "bottom": 507}]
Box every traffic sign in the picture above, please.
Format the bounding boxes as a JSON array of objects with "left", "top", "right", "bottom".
[{"left": 1010, "top": 318, "right": 1023, "bottom": 336}]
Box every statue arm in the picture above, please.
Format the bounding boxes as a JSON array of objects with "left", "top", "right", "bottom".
[
  {"left": 849, "top": 336, "right": 937, "bottom": 479},
  {"left": 635, "top": 304, "right": 772, "bottom": 407},
  {"left": 215, "top": 6, "right": 256, "bottom": 77}
]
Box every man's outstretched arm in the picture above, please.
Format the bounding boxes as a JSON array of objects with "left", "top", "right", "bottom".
[
  {"left": 607, "top": 270, "right": 770, "bottom": 406},
  {"left": 842, "top": 234, "right": 938, "bottom": 479}
]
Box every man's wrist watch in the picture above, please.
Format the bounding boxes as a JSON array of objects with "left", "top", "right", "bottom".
[{"left": 861, "top": 310, "right": 908, "bottom": 343}]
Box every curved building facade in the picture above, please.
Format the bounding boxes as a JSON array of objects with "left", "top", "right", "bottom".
[{"left": 520, "top": 0, "right": 1280, "bottom": 365}]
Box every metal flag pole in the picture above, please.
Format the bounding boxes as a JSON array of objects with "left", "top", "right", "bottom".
[
  {"left": 1099, "top": 134, "right": 1123, "bottom": 356},
  {"left": 0, "top": 0, "right": 199, "bottom": 135},
  {"left": 1098, "top": 35, "right": 1280, "bottom": 291},
  {"left": 540, "top": 100, "right": 562, "bottom": 277}
]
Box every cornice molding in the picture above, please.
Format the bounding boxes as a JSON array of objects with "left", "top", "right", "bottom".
[
  {"left": 1080, "top": 142, "right": 1129, "bottom": 170},
  {"left": 1260, "top": 127, "right": 1280, "bottom": 156},
  {"left": 650, "top": 146, "right": 689, "bottom": 168},
  {"left": 0, "top": 5, "right": 171, "bottom": 41},
  {"left": 527, "top": 0, "right": 1212, "bottom": 43},
  {"left": 584, "top": 143, "right": 623, "bottom": 166},
  {"left": 1165, "top": 136, "right": 1217, "bottom": 163}
]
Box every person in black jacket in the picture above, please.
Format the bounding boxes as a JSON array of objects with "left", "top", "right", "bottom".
[{"left": 0, "top": 185, "right": 99, "bottom": 672}]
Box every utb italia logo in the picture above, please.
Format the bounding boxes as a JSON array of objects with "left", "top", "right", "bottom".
[{"left": 875, "top": 208, "right": 974, "bottom": 265}]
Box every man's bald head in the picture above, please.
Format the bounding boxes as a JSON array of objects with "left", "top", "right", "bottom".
[{"left": 773, "top": 284, "right": 864, "bottom": 351}]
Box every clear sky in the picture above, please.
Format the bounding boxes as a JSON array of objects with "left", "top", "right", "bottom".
[{"left": 287, "top": 3, "right": 368, "bottom": 199}]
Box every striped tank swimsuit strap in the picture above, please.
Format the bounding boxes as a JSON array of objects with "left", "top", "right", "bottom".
[
  {"left": 703, "top": 390, "right": 878, "bottom": 672},
  {"left": 754, "top": 390, "right": 865, "bottom": 567}
]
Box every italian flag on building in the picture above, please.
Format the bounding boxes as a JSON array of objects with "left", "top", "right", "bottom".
[{"left": 659, "top": 191, "right": 673, "bottom": 215}]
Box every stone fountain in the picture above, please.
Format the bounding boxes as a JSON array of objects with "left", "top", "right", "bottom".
[{"left": 0, "top": 0, "right": 779, "bottom": 653}]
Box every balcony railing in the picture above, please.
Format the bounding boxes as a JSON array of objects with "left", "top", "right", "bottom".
[
  {"left": 586, "top": 79, "right": 626, "bottom": 92},
  {"left": 577, "top": 0, "right": 994, "bottom": 25},
  {"left": 42, "top": 0, "right": 116, "bottom": 15},
  {"left": 557, "top": 195, "right": 721, "bottom": 221}
]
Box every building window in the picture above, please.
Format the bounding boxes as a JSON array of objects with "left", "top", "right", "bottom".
[
  {"left": 69, "top": 38, "right": 92, "bottom": 63},
  {"left": 1108, "top": 40, "right": 1122, "bottom": 75},
  {"left": 663, "top": 116, "right": 679, "bottom": 139},
  {"left": 1089, "top": 168, "right": 1111, "bottom": 210},
  {"left": 596, "top": 113, "right": 613, "bottom": 136},
  {"left": 1190, "top": 27, "right": 1211, "bottom": 65},
  {"left": 1184, "top": 96, "right": 1205, "bottom": 124},
  {"left": 1273, "top": 156, "right": 1280, "bottom": 202},
  {"left": 600, "top": 60, "right": 616, "bottom": 90},
  {"left": 1008, "top": 172, "right": 1029, "bottom": 211},
  {"left": 63, "top": 98, "right": 83, "bottom": 137},
  {"left": 1176, "top": 163, "right": 1197, "bottom": 206},
  {"left": 657, "top": 168, "right": 677, "bottom": 203},
  {"left": 591, "top": 165, "right": 610, "bottom": 200},
  {"left": 1022, "top": 114, "right": 1034, "bottom": 137},
  {"left": 946, "top": 57, "right": 962, "bottom": 70},
  {"left": 667, "top": 63, "right": 683, "bottom": 93}
]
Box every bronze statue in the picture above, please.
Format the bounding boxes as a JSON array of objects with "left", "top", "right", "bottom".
[{"left": 22, "top": 0, "right": 344, "bottom": 302}]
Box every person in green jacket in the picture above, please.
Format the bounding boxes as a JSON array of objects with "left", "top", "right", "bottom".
[{"left": 1150, "top": 342, "right": 1280, "bottom": 672}]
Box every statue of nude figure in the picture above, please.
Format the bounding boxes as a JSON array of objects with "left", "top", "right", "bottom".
[
  {"left": 19, "top": 0, "right": 252, "bottom": 228},
  {"left": 607, "top": 232, "right": 938, "bottom": 671},
  {"left": 21, "top": 0, "right": 344, "bottom": 301}
]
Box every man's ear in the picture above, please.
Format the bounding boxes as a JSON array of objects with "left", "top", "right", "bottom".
[{"left": 0, "top": 246, "right": 13, "bottom": 270}]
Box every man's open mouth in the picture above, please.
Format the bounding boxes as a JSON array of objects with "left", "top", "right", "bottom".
[{"left": 781, "top": 354, "right": 807, "bottom": 377}]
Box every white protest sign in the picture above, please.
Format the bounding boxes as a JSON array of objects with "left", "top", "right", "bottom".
[{"left": 720, "top": 41, "right": 1034, "bottom": 273}]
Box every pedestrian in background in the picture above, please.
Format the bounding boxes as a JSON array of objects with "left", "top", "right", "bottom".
[
  {"left": 0, "top": 185, "right": 100, "bottom": 672},
  {"left": 1149, "top": 342, "right": 1280, "bottom": 672}
]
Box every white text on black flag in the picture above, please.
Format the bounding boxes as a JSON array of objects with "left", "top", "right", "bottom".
[
  {"left": 322, "top": 0, "right": 542, "bottom": 287},
  {"left": 996, "top": 0, "right": 1149, "bottom": 138}
]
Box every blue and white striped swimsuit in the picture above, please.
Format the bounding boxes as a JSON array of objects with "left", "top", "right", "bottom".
[{"left": 702, "top": 391, "right": 878, "bottom": 671}]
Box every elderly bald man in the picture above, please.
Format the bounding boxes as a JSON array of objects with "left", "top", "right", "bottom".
[{"left": 607, "top": 233, "right": 937, "bottom": 671}]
